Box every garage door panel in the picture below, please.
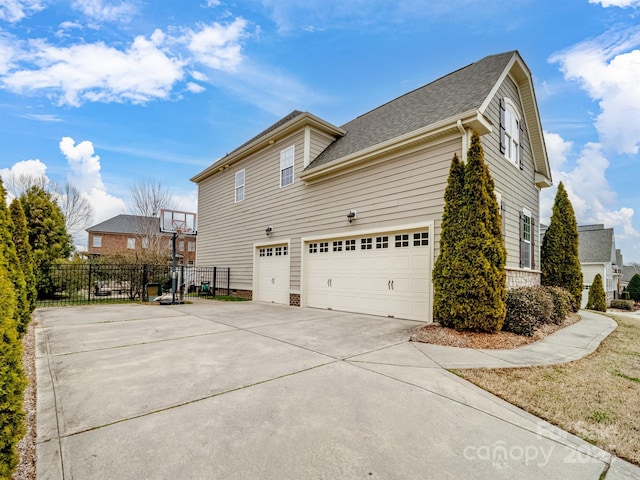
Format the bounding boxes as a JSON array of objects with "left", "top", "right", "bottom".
[
  {"left": 256, "top": 245, "right": 290, "bottom": 305},
  {"left": 305, "top": 229, "right": 431, "bottom": 321}
]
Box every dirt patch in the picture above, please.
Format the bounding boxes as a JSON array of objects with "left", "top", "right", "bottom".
[
  {"left": 14, "top": 319, "right": 36, "bottom": 480},
  {"left": 410, "top": 313, "right": 581, "bottom": 349}
]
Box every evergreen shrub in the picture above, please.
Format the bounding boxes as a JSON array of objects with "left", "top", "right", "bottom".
[
  {"left": 610, "top": 299, "right": 634, "bottom": 311},
  {"left": 503, "top": 286, "right": 554, "bottom": 336},
  {"left": 586, "top": 273, "right": 607, "bottom": 312},
  {"left": 547, "top": 286, "right": 574, "bottom": 324}
]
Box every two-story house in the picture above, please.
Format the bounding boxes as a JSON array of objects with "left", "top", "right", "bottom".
[
  {"left": 191, "top": 51, "right": 552, "bottom": 323},
  {"left": 86, "top": 214, "right": 197, "bottom": 265}
]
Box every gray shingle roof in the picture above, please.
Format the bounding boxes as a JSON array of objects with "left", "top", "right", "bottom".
[
  {"left": 306, "top": 51, "right": 516, "bottom": 170},
  {"left": 86, "top": 214, "right": 160, "bottom": 234},
  {"left": 578, "top": 225, "right": 617, "bottom": 264},
  {"left": 622, "top": 265, "right": 640, "bottom": 283}
]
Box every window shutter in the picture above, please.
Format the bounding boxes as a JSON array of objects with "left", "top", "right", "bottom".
[
  {"left": 531, "top": 217, "right": 536, "bottom": 269},
  {"left": 499, "top": 98, "right": 506, "bottom": 154},
  {"left": 519, "top": 120, "right": 525, "bottom": 170},
  {"left": 519, "top": 211, "right": 524, "bottom": 268},
  {"left": 501, "top": 199, "right": 507, "bottom": 240}
]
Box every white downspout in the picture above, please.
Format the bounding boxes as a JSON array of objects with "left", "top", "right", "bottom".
[{"left": 456, "top": 120, "right": 467, "bottom": 160}]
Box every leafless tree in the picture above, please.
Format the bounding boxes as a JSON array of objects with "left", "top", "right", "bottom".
[
  {"left": 56, "top": 182, "right": 94, "bottom": 237},
  {"left": 128, "top": 178, "right": 177, "bottom": 218},
  {"left": 126, "top": 178, "right": 178, "bottom": 260},
  {"left": 3, "top": 172, "right": 49, "bottom": 199},
  {"left": 3, "top": 172, "right": 93, "bottom": 237}
]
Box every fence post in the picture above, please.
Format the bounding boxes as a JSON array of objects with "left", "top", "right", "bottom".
[
  {"left": 212, "top": 267, "right": 217, "bottom": 297},
  {"left": 88, "top": 262, "right": 92, "bottom": 303},
  {"left": 142, "top": 264, "right": 148, "bottom": 301},
  {"left": 226, "top": 267, "right": 230, "bottom": 296}
]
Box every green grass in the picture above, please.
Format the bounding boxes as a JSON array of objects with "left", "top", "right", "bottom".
[{"left": 456, "top": 314, "right": 640, "bottom": 466}]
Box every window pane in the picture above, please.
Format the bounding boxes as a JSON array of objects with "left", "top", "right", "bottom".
[
  {"left": 92, "top": 235, "right": 102, "bottom": 247},
  {"left": 281, "top": 166, "right": 294, "bottom": 187}
]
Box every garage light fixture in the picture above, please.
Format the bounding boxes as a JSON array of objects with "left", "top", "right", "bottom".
[
  {"left": 265, "top": 226, "right": 273, "bottom": 236},
  {"left": 347, "top": 211, "right": 357, "bottom": 224}
]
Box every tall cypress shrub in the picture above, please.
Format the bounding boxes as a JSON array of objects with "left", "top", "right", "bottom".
[
  {"left": 450, "top": 133, "right": 507, "bottom": 332},
  {"left": 0, "top": 184, "right": 26, "bottom": 478},
  {"left": 586, "top": 273, "right": 607, "bottom": 312},
  {"left": 627, "top": 273, "right": 640, "bottom": 302},
  {"left": 541, "top": 182, "right": 583, "bottom": 309},
  {"left": 0, "top": 180, "right": 29, "bottom": 335},
  {"left": 9, "top": 199, "right": 37, "bottom": 314},
  {"left": 432, "top": 154, "right": 465, "bottom": 327}
]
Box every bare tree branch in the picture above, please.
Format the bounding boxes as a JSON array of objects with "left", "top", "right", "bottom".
[
  {"left": 55, "top": 182, "right": 94, "bottom": 236},
  {"left": 4, "top": 173, "right": 49, "bottom": 199},
  {"left": 128, "top": 178, "right": 176, "bottom": 218}
]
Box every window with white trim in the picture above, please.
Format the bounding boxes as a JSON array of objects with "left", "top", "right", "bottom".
[
  {"left": 500, "top": 98, "right": 522, "bottom": 168},
  {"left": 235, "top": 169, "right": 245, "bottom": 203},
  {"left": 521, "top": 208, "right": 531, "bottom": 269},
  {"left": 92, "top": 235, "right": 102, "bottom": 248},
  {"left": 127, "top": 237, "right": 136, "bottom": 250},
  {"left": 142, "top": 237, "right": 149, "bottom": 249},
  {"left": 188, "top": 241, "right": 195, "bottom": 252},
  {"left": 280, "top": 146, "right": 294, "bottom": 187},
  {"left": 179, "top": 240, "right": 185, "bottom": 251}
]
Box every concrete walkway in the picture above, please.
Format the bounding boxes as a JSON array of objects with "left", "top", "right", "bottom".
[
  {"left": 35, "top": 303, "right": 640, "bottom": 479},
  {"left": 413, "top": 310, "right": 618, "bottom": 369}
]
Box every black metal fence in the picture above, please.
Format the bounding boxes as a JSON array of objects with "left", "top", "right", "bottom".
[{"left": 38, "top": 263, "right": 230, "bottom": 307}]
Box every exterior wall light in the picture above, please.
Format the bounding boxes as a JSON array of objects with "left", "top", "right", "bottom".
[
  {"left": 347, "top": 211, "right": 357, "bottom": 223},
  {"left": 265, "top": 226, "right": 273, "bottom": 236}
]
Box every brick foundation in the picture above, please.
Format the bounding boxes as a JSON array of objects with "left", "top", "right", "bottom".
[
  {"left": 232, "top": 289, "right": 253, "bottom": 300},
  {"left": 289, "top": 293, "right": 301, "bottom": 307},
  {"left": 506, "top": 269, "right": 541, "bottom": 289}
]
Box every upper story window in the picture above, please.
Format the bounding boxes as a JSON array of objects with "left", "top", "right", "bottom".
[
  {"left": 92, "top": 235, "right": 102, "bottom": 248},
  {"left": 499, "top": 98, "right": 523, "bottom": 169},
  {"left": 179, "top": 240, "right": 185, "bottom": 252},
  {"left": 280, "top": 146, "right": 294, "bottom": 187},
  {"left": 142, "top": 237, "right": 149, "bottom": 249},
  {"left": 235, "top": 169, "right": 245, "bottom": 203},
  {"left": 188, "top": 241, "right": 195, "bottom": 252},
  {"left": 127, "top": 237, "right": 136, "bottom": 250}
]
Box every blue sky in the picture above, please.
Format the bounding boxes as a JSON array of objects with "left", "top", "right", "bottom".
[{"left": 1, "top": 0, "right": 639, "bottom": 262}]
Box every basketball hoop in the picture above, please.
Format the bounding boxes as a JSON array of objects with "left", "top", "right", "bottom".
[
  {"left": 171, "top": 219, "right": 191, "bottom": 236},
  {"left": 160, "top": 209, "right": 197, "bottom": 236}
]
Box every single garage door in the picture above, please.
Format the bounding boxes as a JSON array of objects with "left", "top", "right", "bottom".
[
  {"left": 305, "top": 229, "right": 431, "bottom": 321},
  {"left": 255, "top": 244, "right": 290, "bottom": 305}
]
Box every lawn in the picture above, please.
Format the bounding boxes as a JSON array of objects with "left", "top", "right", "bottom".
[{"left": 456, "top": 314, "right": 640, "bottom": 466}]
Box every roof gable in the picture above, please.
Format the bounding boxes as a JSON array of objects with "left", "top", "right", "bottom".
[
  {"left": 307, "top": 51, "right": 516, "bottom": 170},
  {"left": 578, "top": 225, "right": 617, "bottom": 264}
]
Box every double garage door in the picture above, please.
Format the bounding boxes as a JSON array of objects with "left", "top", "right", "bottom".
[{"left": 305, "top": 229, "right": 431, "bottom": 322}]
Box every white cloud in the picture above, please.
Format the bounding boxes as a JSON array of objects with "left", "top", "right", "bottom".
[
  {"left": 172, "top": 189, "right": 198, "bottom": 213},
  {"left": 186, "top": 18, "right": 247, "bottom": 72},
  {"left": 0, "top": 159, "right": 49, "bottom": 202},
  {"left": 186, "top": 82, "right": 205, "bottom": 93},
  {"left": 0, "top": 0, "right": 45, "bottom": 23},
  {"left": 58, "top": 137, "right": 125, "bottom": 224},
  {"left": 71, "top": 0, "right": 137, "bottom": 22},
  {"left": 589, "top": 0, "right": 640, "bottom": 6},
  {"left": 541, "top": 132, "right": 640, "bottom": 242},
  {"left": 2, "top": 30, "right": 185, "bottom": 106},
  {"left": 190, "top": 70, "right": 208, "bottom": 81},
  {"left": 21, "top": 113, "right": 62, "bottom": 122},
  {"left": 204, "top": 0, "right": 220, "bottom": 6},
  {"left": 549, "top": 28, "right": 640, "bottom": 154}
]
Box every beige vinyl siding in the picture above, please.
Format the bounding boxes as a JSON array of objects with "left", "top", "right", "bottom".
[
  {"left": 197, "top": 133, "right": 460, "bottom": 292},
  {"left": 482, "top": 75, "right": 541, "bottom": 271},
  {"left": 309, "top": 129, "right": 335, "bottom": 160}
]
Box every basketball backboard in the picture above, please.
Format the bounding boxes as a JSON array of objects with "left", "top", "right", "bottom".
[{"left": 160, "top": 209, "right": 197, "bottom": 235}]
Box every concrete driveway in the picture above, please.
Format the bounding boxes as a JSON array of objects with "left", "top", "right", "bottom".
[{"left": 36, "top": 302, "right": 626, "bottom": 479}]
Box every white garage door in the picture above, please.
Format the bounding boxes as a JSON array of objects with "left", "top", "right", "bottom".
[
  {"left": 305, "top": 229, "right": 431, "bottom": 321},
  {"left": 255, "top": 244, "right": 290, "bottom": 305}
]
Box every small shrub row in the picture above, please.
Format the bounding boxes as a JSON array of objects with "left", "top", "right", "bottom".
[
  {"left": 503, "top": 286, "right": 574, "bottom": 337},
  {"left": 610, "top": 299, "right": 634, "bottom": 311}
]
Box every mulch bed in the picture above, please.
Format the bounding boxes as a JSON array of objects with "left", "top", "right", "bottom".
[{"left": 410, "top": 313, "right": 581, "bottom": 349}]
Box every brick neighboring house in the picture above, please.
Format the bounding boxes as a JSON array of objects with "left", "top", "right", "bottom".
[{"left": 86, "top": 214, "right": 197, "bottom": 265}]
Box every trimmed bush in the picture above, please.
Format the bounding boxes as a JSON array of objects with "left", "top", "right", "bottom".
[
  {"left": 547, "top": 286, "right": 574, "bottom": 324},
  {"left": 610, "top": 299, "right": 634, "bottom": 311},
  {"left": 503, "top": 286, "right": 554, "bottom": 336},
  {"left": 622, "top": 291, "right": 630, "bottom": 301},
  {"left": 586, "top": 273, "right": 607, "bottom": 312}
]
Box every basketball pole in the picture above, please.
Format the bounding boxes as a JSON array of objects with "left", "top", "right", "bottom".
[{"left": 171, "top": 231, "right": 177, "bottom": 304}]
